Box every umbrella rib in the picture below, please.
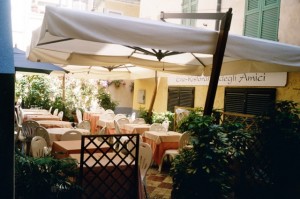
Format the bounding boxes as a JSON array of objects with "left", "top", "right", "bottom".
[
  {"left": 37, "top": 38, "right": 73, "bottom": 46},
  {"left": 191, "top": 53, "right": 206, "bottom": 67}
]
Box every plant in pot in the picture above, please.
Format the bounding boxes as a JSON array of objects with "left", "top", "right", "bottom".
[
  {"left": 251, "top": 100, "right": 300, "bottom": 198},
  {"left": 96, "top": 87, "right": 119, "bottom": 111},
  {"left": 170, "top": 110, "right": 254, "bottom": 199},
  {"left": 15, "top": 151, "right": 82, "bottom": 199}
]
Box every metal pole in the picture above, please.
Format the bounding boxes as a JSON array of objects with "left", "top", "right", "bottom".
[{"left": 0, "top": 1, "right": 15, "bottom": 198}]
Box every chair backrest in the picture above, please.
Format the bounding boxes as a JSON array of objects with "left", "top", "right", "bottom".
[
  {"left": 116, "top": 117, "right": 130, "bottom": 126},
  {"left": 76, "top": 109, "right": 83, "bottom": 123},
  {"left": 162, "top": 120, "right": 170, "bottom": 131},
  {"left": 105, "top": 109, "right": 115, "bottom": 114},
  {"left": 114, "top": 114, "right": 126, "bottom": 121},
  {"left": 101, "top": 112, "right": 115, "bottom": 120},
  {"left": 48, "top": 106, "right": 53, "bottom": 114},
  {"left": 22, "top": 120, "right": 40, "bottom": 138},
  {"left": 58, "top": 111, "right": 64, "bottom": 121},
  {"left": 132, "top": 118, "right": 146, "bottom": 124},
  {"left": 139, "top": 142, "right": 152, "bottom": 181},
  {"left": 179, "top": 131, "right": 192, "bottom": 150},
  {"left": 31, "top": 136, "right": 47, "bottom": 158},
  {"left": 95, "top": 107, "right": 105, "bottom": 114},
  {"left": 35, "top": 126, "right": 51, "bottom": 147},
  {"left": 114, "top": 120, "right": 122, "bottom": 134},
  {"left": 61, "top": 130, "right": 82, "bottom": 141},
  {"left": 53, "top": 108, "right": 59, "bottom": 116},
  {"left": 77, "top": 120, "right": 91, "bottom": 131},
  {"left": 150, "top": 123, "right": 166, "bottom": 132}
]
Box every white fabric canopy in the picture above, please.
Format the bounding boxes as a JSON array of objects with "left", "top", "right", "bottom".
[{"left": 28, "top": 6, "right": 300, "bottom": 79}]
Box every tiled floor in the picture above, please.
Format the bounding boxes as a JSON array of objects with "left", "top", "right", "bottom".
[{"left": 145, "top": 164, "right": 173, "bottom": 199}]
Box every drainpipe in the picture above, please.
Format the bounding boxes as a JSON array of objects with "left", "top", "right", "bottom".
[{"left": 215, "top": 0, "right": 222, "bottom": 31}]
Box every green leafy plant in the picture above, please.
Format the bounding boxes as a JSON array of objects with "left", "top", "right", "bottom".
[
  {"left": 152, "top": 111, "right": 174, "bottom": 131},
  {"left": 16, "top": 75, "right": 52, "bottom": 109},
  {"left": 138, "top": 107, "right": 152, "bottom": 124},
  {"left": 252, "top": 100, "right": 300, "bottom": 197},
  {"left": 15, "top": 151, "right": 81, "bottom": 199},
  {"left": 96, "top": 88, "right": 119, "bottom": 110},
  {"left": 171, "top": 111, "right": 254, "bottom": 199}
]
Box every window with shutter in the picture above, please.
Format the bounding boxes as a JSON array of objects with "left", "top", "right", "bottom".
[
  {"left": 182, "top": 0, "right": 198, "bottom": 27},
  {"left": 224, "top": 88, "right": 276, "bottom": 115},
  {"left": 167, "top": 87, "right": 195, "bottom": 112},
  {"left": 244, "top": 0, "right": 280, "bottom": 41}
]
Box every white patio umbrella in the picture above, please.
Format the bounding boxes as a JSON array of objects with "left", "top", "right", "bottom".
[{"left": 27, "top": 6, "right": 300, "bottom": 114}]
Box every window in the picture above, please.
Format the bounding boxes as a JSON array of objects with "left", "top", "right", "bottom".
[
  {"left": 167, "top": 87, "right": 195, "bottom": 112},
  {"left": 244, "top": 0, "right": 280, "bottom": 41},
  {"left": 224, "top": 88, "right": 276, "bottom": 115},
  {"left": 182, "top": 0, "right": 198, "bottom": 27}
]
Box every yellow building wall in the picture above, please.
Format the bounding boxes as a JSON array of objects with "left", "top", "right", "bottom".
[
  {"left": 132, "top": 77, "right": 168, "bottom": 113},
  {"left": 105, "top": 1, "right": 140, "bottom": 17},
  {"left": 277, "top": 72, "right": 300, "bottom": 104}
]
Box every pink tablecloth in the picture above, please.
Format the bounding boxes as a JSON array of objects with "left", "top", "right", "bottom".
[
  {"left": 83, "top": 112, "right": 102, "bottom": 134},
  {"left": 97, "top": 119, "right": 115, "bottom": 134},
  {"left": 143, "top": 131, "right": 181, "bottom": 165}
]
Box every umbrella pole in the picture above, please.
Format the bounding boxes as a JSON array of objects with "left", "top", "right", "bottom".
[
  {"left": 203, "top": 8, "right": 232, "bottom": 116},
  {"left": 147, "top": 71, "right": 158, "bottom": 118}
]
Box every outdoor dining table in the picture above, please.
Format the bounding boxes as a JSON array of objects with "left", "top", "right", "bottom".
[
  {"left": 23, "top": 114, "right": 60, "bottom": 122},
  {"left": 47, "top": 128, "right": 90, "bottom": 145},
  {"left": 121, "top": 123, "right": 151, "bottom": 135},
  {"left": 83, "top": 111, "right": 102, "bottom": 134},
  {"left": 52, "top": 140, "right": 110, "bottom": 159},
  {"left": 69, "top": 152, "right": 144, "bottom": 199},
  {"left": 143, "top": 130, "right": 182, "bottom": 165},
  {"left": 97, "top": 118, "right": 115, "bottom": 134},
  {"left": 37, "top": 120, "right": 73, "bottom": 129}
]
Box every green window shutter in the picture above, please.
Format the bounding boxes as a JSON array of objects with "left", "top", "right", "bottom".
[
  {"left": 224, "top": 88, "right": 276, "bottom": 115},
  {"left": 181, "top": 0, "right": 198, "bottom": 27},
  {"left": 244, "top": 0, "right": 280, "bottom": 41},
  {"left": 167, "top": 87, "right": 195, "bottom": 112}
]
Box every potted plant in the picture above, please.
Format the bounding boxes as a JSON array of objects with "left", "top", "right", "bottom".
[
  {"left": 15, "top": 151, "right": 82, "bottom": 199},
  {"left": 170, "top": 110, "right": 254, "bottom": 199},
  {"left": 96, "top": 88, "right": 119, "bottom": 111}
]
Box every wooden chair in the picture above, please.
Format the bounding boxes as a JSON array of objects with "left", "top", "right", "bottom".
[
  {"left": 79, "top": 134, "right": 140, "bottom": 198},
  {"left": 61, "top": 130, "right": 82, "bottom": 141},
  {"left": 158, "top": 131, "right": 191, "bottom": 172}
]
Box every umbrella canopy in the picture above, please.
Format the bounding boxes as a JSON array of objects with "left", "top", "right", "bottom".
[
  {"left": 28, "top": 6, "right": 300, "bottom": 76},
  {"left": 14, "top": 47, "right": 68, "bottom": 74}
]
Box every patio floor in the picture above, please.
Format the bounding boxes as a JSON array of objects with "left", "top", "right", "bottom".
[{"left": 146, "top": 164, "right": 173, "bottom": 199}]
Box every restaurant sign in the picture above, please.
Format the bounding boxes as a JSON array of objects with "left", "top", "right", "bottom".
[{"left": 168, "top": 72, "right": 287, "bottom": 87}]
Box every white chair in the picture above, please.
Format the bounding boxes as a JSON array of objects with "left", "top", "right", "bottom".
[
  {"left": 158, "top": 131, "right": 191, "bottom": 172},
  {"left": 48, "top": 106, "right": 53, "bottom": 114},
  {"left": 21, "top": 120, "right": 40, "bottom": 155},
  {"left": 162, "top": 120, "right": 170, "bottom": 131},
  {"left": 132, "top": 118, "right": 146, "bottom": 124},
  {"left": 105, "top": 109, "right": 114, "bottom": 114},
  {"left": 114, "top": 114, "right": 126, "bottom": 121},
  {"left": 35, "top": 126, "right": 51, "bottom": 147},
  {"left": 95, "top": 107, "right": 105, "bottom": 114},
  {"left": 61, "top": 130, "right": 82, "bottom": 141},
  {"left": 150, "top": 123, "right": 166, "bottom": 132},
  {"left": 77, "top": 120, "right": 91, "bottom": 132},
  {"left": 57, "top": 111, "right": 64, "bottom": 121},
  {"left": 31, "top": 136, "right": 48, "bottom": 158},
  {"left": 116, "top": 117, "right": 130, "bottom": 127},
  {"left": 100, "top": 112, "right": 115, "bottom": 120},
  {"left": 53, "top": 108, "right": 59, "bottom": 116},
  {"left": 139, "top": 142, "right": 153, "bottom": 199},
  {"left": 76, "top": 109, "right": 83, "bottom": 123}
]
